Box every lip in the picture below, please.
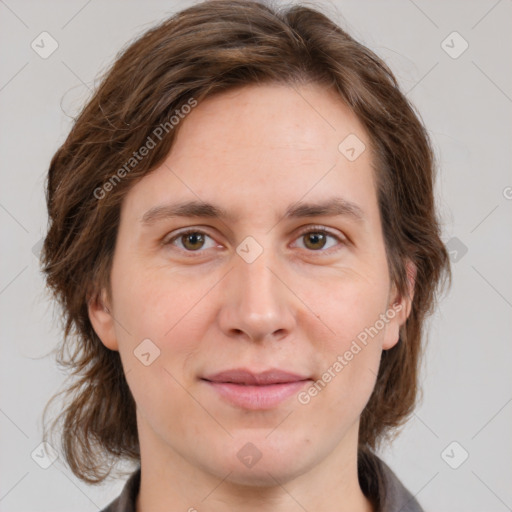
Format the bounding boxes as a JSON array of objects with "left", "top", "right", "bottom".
[{"left": 201, "top": 368, "right": 312, "bottom": 410}]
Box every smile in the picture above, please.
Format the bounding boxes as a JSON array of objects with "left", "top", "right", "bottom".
[{"left": 201, "top": 368, "right": 312, "bottom": 410}]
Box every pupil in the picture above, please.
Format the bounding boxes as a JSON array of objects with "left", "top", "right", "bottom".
[
  {"left": 307, "top": 233, "right": 325, "bottom": 249},
  {"left": 185, "top": 233, "right": 203, "bottom": 250}
]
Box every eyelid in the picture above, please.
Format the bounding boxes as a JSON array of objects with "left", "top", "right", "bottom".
[
  {"left": 161, "top": 227, "right": 220, "bottom": 249},
  {"left": 294, "top": 224, "right": 347, "bottom": 241},
  {"left": 292, "top": 224, "right": 348, "bottom": 253},
  {"left": 162, "top": 224, "right": 348, "bottom": 255}
]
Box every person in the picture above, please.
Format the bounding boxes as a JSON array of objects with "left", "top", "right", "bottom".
[{"left": 40, "top": 0, "right": 451, "bottom": 510}]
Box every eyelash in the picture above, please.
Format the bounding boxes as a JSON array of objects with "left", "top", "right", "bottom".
[{"left": 162, "top": 225, "right": 347, "bottom": 257}]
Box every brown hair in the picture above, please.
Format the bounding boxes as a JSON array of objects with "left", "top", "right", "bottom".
[{"left": 41, "top": 0, "right": 451, "bottom": 486}]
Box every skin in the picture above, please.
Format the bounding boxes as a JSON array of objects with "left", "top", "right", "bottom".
[{"left": 89, "top": 82, "right": 414, "bottom": 512}]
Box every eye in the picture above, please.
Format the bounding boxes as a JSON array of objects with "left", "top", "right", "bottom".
[
  {"left": 163, "top": 229, "right": 218, "bottom": 254},
  {"left": 292, "top": 226, "right": 346, "bottom": 254},
  {"left": 162, "top": 225, "right": 347, "bottom": 257}
]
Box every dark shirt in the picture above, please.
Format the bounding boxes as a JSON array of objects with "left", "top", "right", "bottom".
[{"left": 100, "top": 455, "right": 424, "bottom": 512}]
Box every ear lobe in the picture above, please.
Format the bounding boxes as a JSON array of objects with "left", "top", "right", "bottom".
[
  {"left": 87, "top": 289, "right": 119, "bottom": 351},
  {"left": 382, "top": 259, "right": 417, "bottom": 351}
]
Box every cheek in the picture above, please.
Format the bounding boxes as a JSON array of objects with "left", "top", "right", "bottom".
[
  {"left": 111, "top": 267, "right": 218, "bottom": 401},
  {"left": 113, "top": 271, "right": 204, "bottom": 429},
  {"left": 304, "top": 273, "right": 389, "bottom": 399},
  {"left": 111, "top": 261, "right": 212, "bottom": 341},
  {"left": 107, "top": 272, "right": 196, "bottom": 416},
  {"left": 313, "top": 272, "right": 390, "bottom": 346}
]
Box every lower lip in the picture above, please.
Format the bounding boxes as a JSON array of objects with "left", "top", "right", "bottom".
[{"left": 203, "top": 380, "right": 310, "bottom": 410}]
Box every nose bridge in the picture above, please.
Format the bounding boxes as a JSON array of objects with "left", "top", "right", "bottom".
[
  {"left": 239, "top": 245, "right": 277, "bottom": 302},
  {"left": 220, "top": 239, "right": 295, "bottom": 341}
]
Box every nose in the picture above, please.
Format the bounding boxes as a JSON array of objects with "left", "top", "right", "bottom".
[{"left": 218, "top": 245, "right": 297, "bottom": 343}]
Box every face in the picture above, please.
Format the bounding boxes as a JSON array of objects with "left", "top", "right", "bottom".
[{"left": 89, "top": 83, "right": 413, "bottom": 488}]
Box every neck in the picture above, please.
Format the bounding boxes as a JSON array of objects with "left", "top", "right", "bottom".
[{"left": 135, "top": 420, "right": 374, "bottom": 512}]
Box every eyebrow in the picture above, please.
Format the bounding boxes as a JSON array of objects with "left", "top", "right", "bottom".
[{"left": 140, "top": 196, "right": 366, "bottom": 225}]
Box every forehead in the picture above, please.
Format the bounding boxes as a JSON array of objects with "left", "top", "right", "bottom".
[
  {"left": 174, "top": 82, "right": 368, "bottom": 159},
  {"left": 122, "top": 82, "right": 379, "bottom": 225}
]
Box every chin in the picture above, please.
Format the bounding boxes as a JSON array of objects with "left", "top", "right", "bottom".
[
  {"left": 204, "top": 433, "right": 316, "bottom": 487},
  {"left": 222, "top": 460, "right": 310, "bottom": 488}
]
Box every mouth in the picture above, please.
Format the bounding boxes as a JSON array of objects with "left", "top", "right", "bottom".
[{"left": 201, "top": 368, "right": 312, "bottom": 410}]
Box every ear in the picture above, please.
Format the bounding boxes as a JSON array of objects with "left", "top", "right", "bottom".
[
  {"left": 381, "top": 259, "right": 416, "bottom": 350},
  {"left": 87, "top": 288, "right": 119, "bottom": 351}
]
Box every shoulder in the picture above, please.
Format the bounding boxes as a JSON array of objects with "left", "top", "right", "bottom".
[
  {"left": 359, "top": 450, "right": 425, "bottom": 512},
  {"left": 100, "top": 467, "right": 141, "bottom": 512}
]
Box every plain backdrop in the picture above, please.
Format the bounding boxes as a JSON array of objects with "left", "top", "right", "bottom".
[{"left": 1, "top": 1, "right": 511, "bottom": 511}]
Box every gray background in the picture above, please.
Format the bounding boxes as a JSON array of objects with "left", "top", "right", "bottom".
[{"left": 1, "top": 0, "right": 511, "bottom": 510}]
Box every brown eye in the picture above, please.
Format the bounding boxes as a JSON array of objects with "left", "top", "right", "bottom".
[
  {"left": 293, "top": 227, "right": 346, "bottom": 254},
  {"left": 180, "top": 232, "right": 205, "bottom": 251},
  {"left": 303, "top": 232, "right": 328, "bottom": 250},
  {"left": 165, "top": 229, "right": 217, "bottom": 253}
]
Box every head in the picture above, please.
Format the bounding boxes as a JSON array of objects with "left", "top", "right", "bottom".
[{"left": 42, "top": 0, "right": 450, "bottom": 486}]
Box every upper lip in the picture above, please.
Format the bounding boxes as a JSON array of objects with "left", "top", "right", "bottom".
[{"left": 202, "top": 368, "right": 311, "bottom": 385}]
